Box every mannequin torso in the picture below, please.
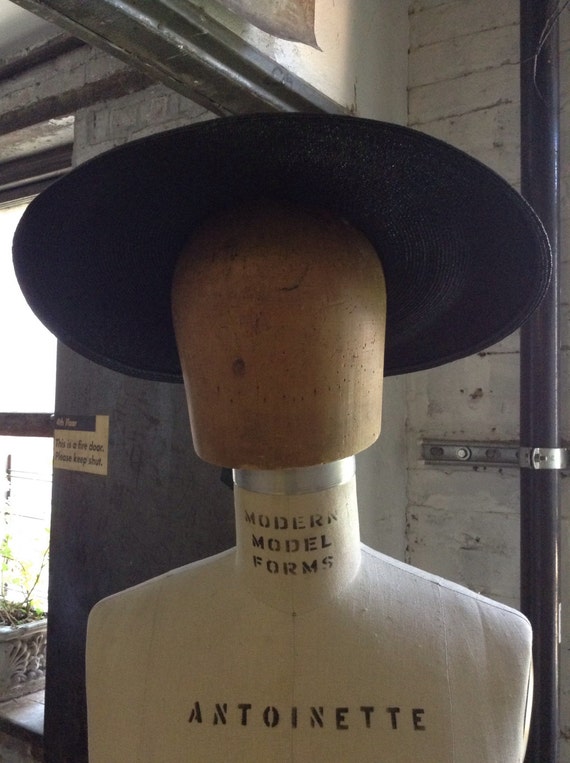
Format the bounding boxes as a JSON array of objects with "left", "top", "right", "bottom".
[{"left": 87, "top": 460, "right": 532, "bottom": 762}]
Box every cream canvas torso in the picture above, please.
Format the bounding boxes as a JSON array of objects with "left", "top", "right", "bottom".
[{"left": 87, "top": 476, "right": 532, "bottom": 763}]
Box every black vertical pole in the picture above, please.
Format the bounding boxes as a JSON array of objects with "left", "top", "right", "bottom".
[{"left": 519, "top": 1, "right": 560, "bottom": 761}]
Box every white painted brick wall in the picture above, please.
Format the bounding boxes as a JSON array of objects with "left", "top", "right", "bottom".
[
  {"left": 409, "top": 0, "right": 517, "bottom": 47},
  {"left": 0, "top": 45, "right": 130, "bottom": 114},
  {"left": 406, "top": 464, "right": 522, "bottom": 601},
  {"left": 409, "top": 25, "right": 519, "bottom": 89},
  {"left": 407, "top": 0, "right": 520, "bottom": 587},
  {"left": 408, "top": 0, "right": 570, "bottom": 757},
  {"left": 73, "top": 83, "right": 213, "bottom": 163},
  {"left": 409, "top": 65, "right": 519, "bottom": 133},
  {"left": 408, "top": 0, "right": 521, "bottom": 184}
]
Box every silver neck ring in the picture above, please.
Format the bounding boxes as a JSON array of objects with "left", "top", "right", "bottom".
[{"left": 233, "top": 456, "right": 355, "bottom": 496}]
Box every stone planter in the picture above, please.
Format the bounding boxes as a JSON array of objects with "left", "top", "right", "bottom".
[{"left": 0, "top": 619, "right": 47, "bottom": 701}]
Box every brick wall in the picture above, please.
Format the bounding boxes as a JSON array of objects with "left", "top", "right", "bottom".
[
  {"left": 72, "top": 83, "right": 213, "bottom": 162},
  {"left": 408, "top": 0, "right": 569, "bottom": 757}
]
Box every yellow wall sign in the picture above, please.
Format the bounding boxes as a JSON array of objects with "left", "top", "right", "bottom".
[{"left": 53, "top": 415, "right": 109, "bottom": 476}]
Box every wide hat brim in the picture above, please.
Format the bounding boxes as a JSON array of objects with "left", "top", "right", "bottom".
[{"left": 13, "top": 114, "right": 551, "bottom": 381}]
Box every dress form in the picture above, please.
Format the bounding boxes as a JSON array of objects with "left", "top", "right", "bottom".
[{"left": 87, "top": 203, "right": 532, "bottom": 762}]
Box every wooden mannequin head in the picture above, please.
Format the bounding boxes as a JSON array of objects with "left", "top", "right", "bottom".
[{"left": 171, "top": 201, "right": 386, "bottom": 469}]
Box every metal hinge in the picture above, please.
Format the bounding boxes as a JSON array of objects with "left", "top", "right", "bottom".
[{"left": 421, "top": 441, "right": 569, "bottom": 470}]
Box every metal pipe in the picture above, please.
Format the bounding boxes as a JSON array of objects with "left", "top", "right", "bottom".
[{"left": 519, "top": 1, "right": 561, "bottom": 761}]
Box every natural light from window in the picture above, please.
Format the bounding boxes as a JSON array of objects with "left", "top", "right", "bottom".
[
  {"left": 0, "top": 201, "right": 56, "bottom": 412},
  {"left": 0, "top": 201, "right": 56, "bottom": 612}
]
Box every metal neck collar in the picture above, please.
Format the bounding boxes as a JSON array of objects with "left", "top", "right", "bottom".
[{"left": 233, "top": 456, "right": 355, "bottom": 496}]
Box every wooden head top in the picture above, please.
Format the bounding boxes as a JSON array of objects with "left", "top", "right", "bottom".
[{"left": 172, "top": 201, "right": 386, "bottom": 469}]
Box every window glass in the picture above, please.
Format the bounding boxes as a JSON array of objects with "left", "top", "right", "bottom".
[{"left": 0, "top": 201, "right": 56, "bottom": 613}]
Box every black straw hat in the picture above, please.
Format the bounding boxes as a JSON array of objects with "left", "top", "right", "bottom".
[{"left": 13, "top": 114, "right": 551, "bottom": 381}]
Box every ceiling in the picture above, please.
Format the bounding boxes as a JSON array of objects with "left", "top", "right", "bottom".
[
  {"left": 0, "top": 1, "right": 73, "bottom": 195},
  {"left": 1, "top": 0, "right": 339, "bottom": 116},
  {"left": 0, "top": 0, "right": 339, "bottom": 184},
  {"left": 0, "top": 0, "right": 60, "bottom": 59}
]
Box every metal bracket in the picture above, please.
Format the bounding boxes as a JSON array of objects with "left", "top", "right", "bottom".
[
  {"left": 518, "top": 447, "right": 568, "bottom": 470},
  {"left": 421, "top": 441, "right": 569, "bottom": 470}
]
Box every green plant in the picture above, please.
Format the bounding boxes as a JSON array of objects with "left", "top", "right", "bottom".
[{"left": 0, "top": 534, "right": 48, "bottom": 626}]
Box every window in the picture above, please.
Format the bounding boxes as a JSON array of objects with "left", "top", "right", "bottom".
[{"left": 0, "top": 200, "right": 56, "bottom": 612}]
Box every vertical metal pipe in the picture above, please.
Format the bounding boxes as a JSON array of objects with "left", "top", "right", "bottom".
[{"left": 519, "top": 1, "right": 561, "bottom": 761}]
